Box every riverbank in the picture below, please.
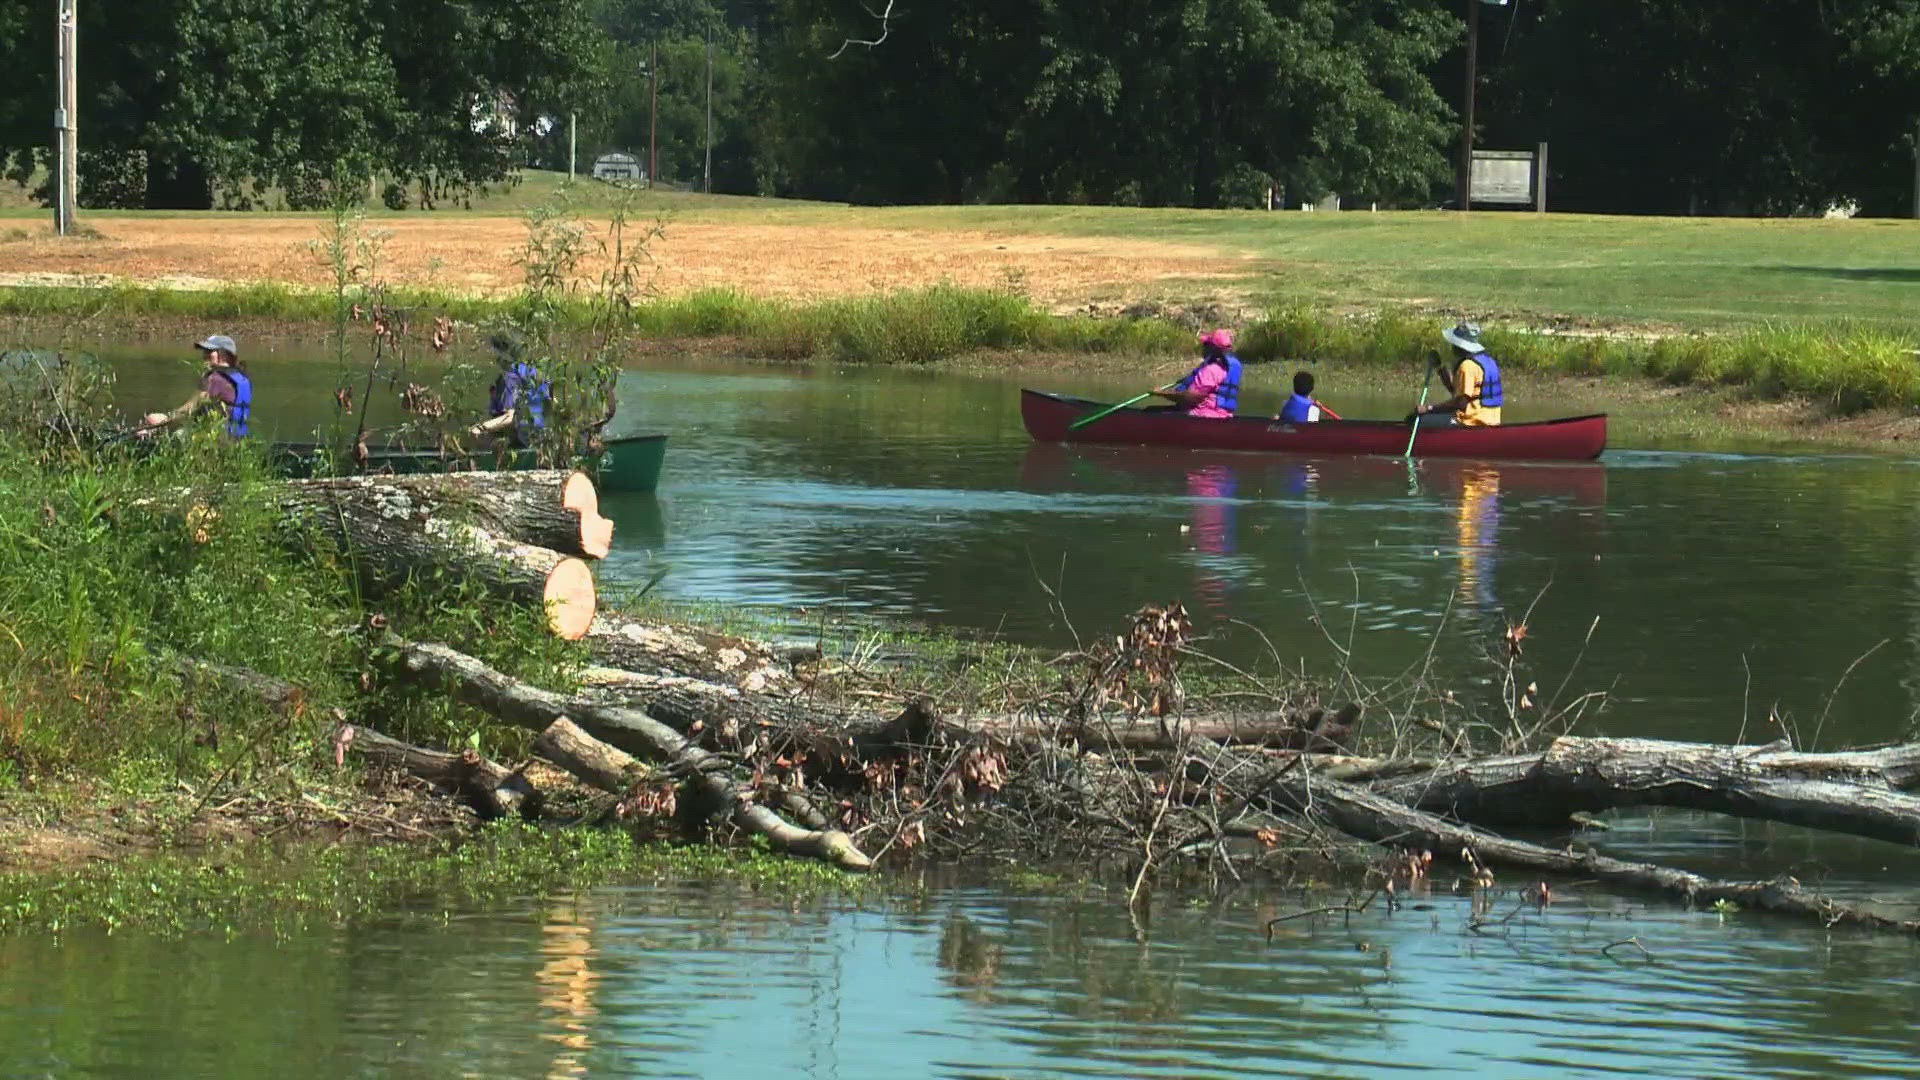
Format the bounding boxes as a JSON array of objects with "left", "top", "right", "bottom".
[{"left": 12, "top": 300, "right": 1918, "bottom": 449}]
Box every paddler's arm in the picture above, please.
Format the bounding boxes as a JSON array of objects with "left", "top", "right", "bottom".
[
  {"left": 141, "top": 390, "right": 211, "bottom": 431},
  {"left": 469, "top": 409, "right": 516, "bottom": 439},
  {"left": 1151, "top": 386, "right": 1208, "bottom": 406}
]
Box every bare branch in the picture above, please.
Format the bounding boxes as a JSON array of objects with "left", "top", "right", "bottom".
[{"left": 828, "top": 0, "right": 896, "bottom": 59}]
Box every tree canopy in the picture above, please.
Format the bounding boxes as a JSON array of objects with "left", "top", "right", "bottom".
[{"left": 7, "top": 0, "right": 1920, "bottom": 214}]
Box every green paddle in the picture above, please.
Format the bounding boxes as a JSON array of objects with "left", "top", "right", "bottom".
[
  {"left": 1069, "top": 382, "right": 1179, "bottom": 431},
  {"left": 1403, "top": 354, "right": 1437, "bottom": 458}
]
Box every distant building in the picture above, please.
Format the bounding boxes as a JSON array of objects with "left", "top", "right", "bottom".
[{"left": 593, "top": 153, "right": 643, "bottom": 184}]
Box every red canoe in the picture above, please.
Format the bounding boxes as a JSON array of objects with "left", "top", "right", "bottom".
[{"left": 1021, "top": 390, "right": 1607, "bottom": 461}]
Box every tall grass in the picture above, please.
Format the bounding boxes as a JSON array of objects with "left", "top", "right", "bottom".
[
  {"left": 0, "top": 281, "right": 1194, "bottom": 365},
  {"left": 1243, "top": 307, "right": 1920, "bottom": 413},
  {"left": 0, "top": 427, "right": 574, "bottom": 786}
]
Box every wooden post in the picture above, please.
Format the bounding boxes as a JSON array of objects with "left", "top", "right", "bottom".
[
  {"left": 1912, "top": 120, "right": 1919, "bottom": 220},
  {"left": 704, "top": 24, "right": 713, "bottom": 194},
  {"left": 568, "top": 112, "right": 576, "bottom": 178},
  {"left": 53, "top": 0, "right": 77, "bottom": 236},
  {"left": 1458, "top": 0, "right": 1478, "bottom": 211},
  {"left": 648, "top": 42, "right": 658, "bottom": 190},
  {"left": 1535, "top": 141, "right": 1548, "bottom": 213}
]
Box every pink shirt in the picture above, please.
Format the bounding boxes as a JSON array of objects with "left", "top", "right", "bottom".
[{"left": 1184, "top": 362, "right": 1232, "bottom": 418}]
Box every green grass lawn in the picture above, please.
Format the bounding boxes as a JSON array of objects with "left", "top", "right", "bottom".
[{"left": 7, "top": 168, "right": 1920, "bottom": 332}]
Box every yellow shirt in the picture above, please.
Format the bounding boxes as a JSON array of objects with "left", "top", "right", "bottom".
[{"left": 1457, "top": 357, "right": 1501, "bottom": 427}]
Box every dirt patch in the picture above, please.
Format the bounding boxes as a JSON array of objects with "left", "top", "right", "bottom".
[
  {"left": 0, "top": 775, "right": 475, "bottom": 875},
  {"left": 0, "top": 217, "right": 1247, "bottom": 308}
]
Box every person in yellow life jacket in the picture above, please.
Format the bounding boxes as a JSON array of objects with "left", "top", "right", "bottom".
[{"left": 1414, "top": 322, "right": 1503, "bottom": 427}]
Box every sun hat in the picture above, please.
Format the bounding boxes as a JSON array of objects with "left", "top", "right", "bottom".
[
  {"left": 1199, "top": 329, "right": 1235, "bottom": 350},
  {"left": 194, "top": 333, "right": 238, "bottom": 356},
  {"left": 1441, "top": 322, "right": 1484, "bottom": 352}
]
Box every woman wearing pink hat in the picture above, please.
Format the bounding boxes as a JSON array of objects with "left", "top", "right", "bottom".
[{"left": 1149, "top": 329, "right": 1241, "bottom": 418}]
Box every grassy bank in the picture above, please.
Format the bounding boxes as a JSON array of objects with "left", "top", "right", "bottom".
[
  {"left": 11, "top": 275, "right": 1920, "bottom": 413},
  {"left": 0, "top": 426, "right": 576, "bottom": 785}
]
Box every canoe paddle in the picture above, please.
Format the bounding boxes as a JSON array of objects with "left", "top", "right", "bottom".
[
  {"left": 1069, "top": 382, "right": 1179, "bottom": 431},
  {"left": 1403, "top": 353, "right": 1437, "bottom": 457}
]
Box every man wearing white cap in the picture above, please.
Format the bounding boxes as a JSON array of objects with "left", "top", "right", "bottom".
[
  {"left": 140, "top": 333, "right": 253, "bottom": 438},
  {"left": 1415, "top": 321, "right": 1502, "bottom": 427}
]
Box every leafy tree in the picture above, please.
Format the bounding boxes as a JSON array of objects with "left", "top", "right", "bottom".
[{"left": 0, "top": 0, "right": 601, "bottom": 209}]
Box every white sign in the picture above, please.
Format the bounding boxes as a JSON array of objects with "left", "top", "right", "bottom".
[{"left": 1471, "top": 151, "right": 1536, "bottom": 206}]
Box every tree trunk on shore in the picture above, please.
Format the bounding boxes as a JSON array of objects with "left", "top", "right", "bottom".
[
  {"left": 1202, "top": 749, "right": 1920, "bottom": 935},
  {"left": 282, "top": 470, "right": 613, "bottom": 559},
  {"left": 388, "top": 638, "right": 873, "bottom": 871},
  {"left": 277, "top": 482, "right": 596, "bottom": 638},
  {"left": 1370, "top": 736, "right": 1920, "bottom": 846},
  {"left": 534, "top": 717, "right": 650, "bottom": 793},
  {"left": 342, "top": 724, "right": 538, "bottom": 820},
  {"left": 585, "top": 617, "right": 799, "bottom": 691}
]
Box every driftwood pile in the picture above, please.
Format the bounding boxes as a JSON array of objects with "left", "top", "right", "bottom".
[{"left": 184, "top": 467, "right": 1920, "bottom": 934}]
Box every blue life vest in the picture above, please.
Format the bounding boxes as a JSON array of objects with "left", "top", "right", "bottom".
[
  {"left": 490, "top": 362, "right": 550, "bottom": 441},
  {"left": 1466, "top": 351, "right": 1503, "bottom": 408},
  {"left": 221, "top": 370, "right": 252, "bottom": 438},
  {"left": 1279, "top": 393, "right": 1319, "bottom": 423},
  {"left": 1176, "top": 354, "right": 1242, "bottom": 414}
]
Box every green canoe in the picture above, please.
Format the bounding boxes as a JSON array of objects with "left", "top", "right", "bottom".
[{"left": 270, "top": 432, "right": 668, "bottom": 493}]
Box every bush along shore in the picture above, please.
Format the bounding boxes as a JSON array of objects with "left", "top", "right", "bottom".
[
  {"left": 8, "top": 278, "right": 1920, "bottom": 412},
  {"left": 9, "top": 414, "right": 1920, "bottom": 939}
]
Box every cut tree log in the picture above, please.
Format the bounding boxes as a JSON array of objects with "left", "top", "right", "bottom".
[
  {"left": 283, "top": 469, "right": 613, "bottom": 559},
  {"left": 1372, "top": 736, "right": 1920, "bottom": 846},
  {"left": 341, "top": 723, "right": 539, "bottom": 820},
  {"left": 535, "top": 717, "right": 650, "bottom": 793},
  {"left": 387, "top": 637, "right": 873, "bottom": 871},
  {"left": 1211, "top": 751, "right": 1920, "bottom": 935},
  {"left": 172, "top": 657, "right": 306, "bottom": 717},
  {"left": 277, "top": 480, "right": 595, "bottom": 638},
  {"left": 586, "top": 617, "right": 799, "bottom": 691}
]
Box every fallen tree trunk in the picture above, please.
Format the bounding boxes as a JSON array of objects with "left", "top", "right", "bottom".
[
  {"left": 534, "top": 717, "right": 649, "bottom": 793},
  {"left": 285, "top": 470, "right": 613, "bottom": 559},
  {"left": 172, "top": 657, "right": 306, "bottom": 717},
  {"left": 1373, "top": 736, "right": 1920, "bottom": 846},
  {"left": 577, "top": 667, "right": 1367, "bottom": 755},
  {"left": 341, "top": 724, "right": 538, "bottom": 820},
  {"left": 586, "top": 617, "right": 799, "bottom": 691},
  {"left": 278, "top": 482, "right": 595, "bottom": 638},
  {"left": 388, "top": 638, "right": 872, "bottom": 871},
  {"left": 1223, "top": 753, "right": 1920, "bottom": 935}
]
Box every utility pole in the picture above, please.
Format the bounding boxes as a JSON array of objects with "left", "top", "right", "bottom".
[
  {"left": 568, "top": 112, "right": 577, "bottom": 177},
  {"left": 53, "top": 0, "right": 78, "bottom": 235},
  {"left": 704, "top": 24, "right": 713, "bottom": 194},
  {"left": 1457, "top": 0, "right": 1478, "bottom": 211},
  {"left": 648, "top": 42, "right": 658, "bottom": 189},
  {"left": 1912, "top": 119, "right": 1919, "bottom": 220}
]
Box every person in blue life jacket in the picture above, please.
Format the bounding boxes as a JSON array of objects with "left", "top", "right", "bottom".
[
  {"left": 1413, "top": 322, "right": 1504, "bottom": 427},
  {"left": 470, "top": 333, "right": 551, "bottom": 447},
  {"left": 139, "top": 333, "right": 252, "bottom": 438},
  {"left": 1148, "top": 329, "right": 1241, "bottom": 417},
  {"left": 1276, "top": 370, "right": 1337, "bottom": 423}
]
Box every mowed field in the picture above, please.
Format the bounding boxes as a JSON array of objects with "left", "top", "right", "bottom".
[{"left": 5, "top": 171, "right": 1920, "bottom": 330}]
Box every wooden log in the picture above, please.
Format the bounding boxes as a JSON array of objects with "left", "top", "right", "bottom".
[
  {"left": 534, "top": 717, "right": 649, "bottom": 793},
  {"left": 388, "top": 638, "right": 873, "bottom": 871},
  {"left": 277, "top": 481, "right": 595, "bottom": 639},
  {"left": 1371, "top": 736, "right": 1920, "bottom": 846},
  {"left": 1211, "top": 750, "right": 1920, "bottom": 935},
  {"left": 586, "top": 617, "right": 798, "bottom": 691},
  {"left": 342, "top": 723, "right": 539, "bottom": 820},
  {"left": 172, "top": 657, "right": 306, "bottom": 717},
  {"left": 576, "top": 667, "right": 1364, "bottom": 756},
  {"left": 284, "top": 470, "right": 612, "bottom": 559}
]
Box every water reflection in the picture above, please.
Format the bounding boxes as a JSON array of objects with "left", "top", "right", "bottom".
[{"left": 537, "top": 895, "right": 601, "bottom": 1079}]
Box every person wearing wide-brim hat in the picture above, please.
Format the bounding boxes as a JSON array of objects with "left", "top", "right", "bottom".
[
  {"left": 1414, "top": 321, "right": 1504, "bottom": 427},
  {"left": 139, "top": 333, "right": 254, "bottom": 438}
]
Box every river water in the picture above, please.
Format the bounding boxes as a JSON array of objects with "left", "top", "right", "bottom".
[{"left": 8, "top": 341, "right": 1920, "bottom": 1076}]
